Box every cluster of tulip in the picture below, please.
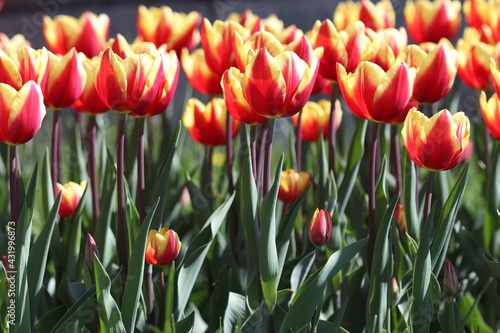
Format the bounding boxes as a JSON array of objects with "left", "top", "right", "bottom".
[{"left": 2, "top": 0, "right": 500, "bottom": 330}]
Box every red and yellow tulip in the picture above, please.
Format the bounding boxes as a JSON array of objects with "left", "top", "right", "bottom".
[
  {"left": 43, "top": 12, "right": 109, "bottom": 58},
  {"left": 182, "top": 97, "right": 240, "bottom": 146},
  {"left": 182, "top": 48, "right": 223, "bottom": 95},
  {"left": 337, "top": 61, "right": 415, "bottom": 123},
  {"left": 463, "top": 0, "right": 499, "bottom": 31},
  {"left": 479, "top": 91, "right": 500, "bottom": 140},
  {"left": 404, "top": 0, "right": 461, "bottom": 43},
  {"left": 72, "top": 55, "right": 108, "bottom": 115},
  {"left": 292, "top": 99, "right": 342, "bottom": 142},
  {"left": 402, "top": 108, "right": 470, "bottom": 171},
  {"left": 0, "top": 46, "right": 48, "bottom": 90},
  {"left": 145, "top": 227, "right": 181, "bottom": 266},
  {"left": 278, "top": 169, "right": 312, "bottom": 203},
  {"left": 308, "top": 208, "right": 333, "bottom": 246},
  {"left": 55, "top": 181, "right": 86, "bottom": 218},
  {"left": 137, "top": 5, "right": 201, "bottom": 54},
  {"left": 367, "top": 27, "right": 408, "bottom": 71},
  {"left": 0, "top": 33, "right": 31, "bottom": 54},
  {"left": 334, "top": 0, "right": 395, "bottom": 31},
  {"left": 0, "top": 81, "right": 46, "bottom": 145}
]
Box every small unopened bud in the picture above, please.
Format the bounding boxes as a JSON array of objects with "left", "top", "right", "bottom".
[
  {"left": 308, "top": 208, "right": 333, "bottom": 246},
  {"left": 391, "top": 277, "right": 398, "bottom": 300},
  {"left": 444, "top": 259, "right": 459, "bottom": 296},
  {"left": 394, "top": 204, "right": 406, "bottom": 234},
  {"left": 85, "top": 233, "right": 100, "bottom": 269}
]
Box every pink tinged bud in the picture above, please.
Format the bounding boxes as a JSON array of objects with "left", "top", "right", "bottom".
[
  {"left": 308, "top": 209, "right": 333, "bottom": 246},
  {"left": 444, "top": 259, "right": 459, "bottom": 296},
  {"left": 391, "top": 277, "right": 399, "bottom": 300},
  {"left": 85, "top": 233, "right": 100, "bottom": 269}
]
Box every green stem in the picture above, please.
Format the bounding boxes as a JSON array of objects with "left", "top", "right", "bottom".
[
  {"left": 9, "top": 145, "right": 19, "bottom": 226},
  {"left": 117, "top": 113, "right": 128, "bottom": 273},
  {"left": 368, "top": 122, "right": 380, "bottom": 259},
  {"left": 295, "top": 110, "right": 303, "bottom": 172},
  {"left": 423, "top": 172, "right": 436, "bottom": 224},
  {"left": 263, "top": 118, "right": 276, "bottom": 196},
  {"left": 328, "top": 83, "right": 339, "bottom": 174},
  {"left": 136, "top": 117, "right": 146, "bottom": 222}
]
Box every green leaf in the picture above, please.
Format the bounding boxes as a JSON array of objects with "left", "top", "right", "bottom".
[
  {"left": 290, "top": 251, "right": 315, "bottom": 294},
  {"left": 40, "top": 148, "right": 54, "bottom": 220},
  {"left": 259, "top": 156, "right": 283, "bottom": 311},
  {"left": 280, "top": 239, "right": 367, "bottom": 332},
  {"left": 15, "top": 205, "right": 31, "bottom": 332},
  {"left": 209, "top": 265, "right": 231, "bottom": 331},
  {"left": 94, "top": 254, "right": 126, "bottom": 333},
  {"left": 186, "top": 174, "right": 211, "bottom": 223},
  {"left": 483, "top": 251, "right": 500, "bottom": 278},
  {"left": 315, "top": 135, "right": 330, "bottom": 210},
  {"left": 223, "top": 293, "right": 246, "bottom": 333},
  {"left": 176, "top": 194, "right": 235, "bottom": 319},
  {"left": 457, "top": 293, "right": 494, "bottom": 333},
  {"left": 402, "top": 153, "right": 419, "bottom": 240},
  {"left": 164, "top": 311, "right": 195, "bottom": 333},
  {"left": 122, "top": 200, "right": 159, "bottom": 333},
  {"left": 94, "top": 178, "right": 117, "bottom": 268}
]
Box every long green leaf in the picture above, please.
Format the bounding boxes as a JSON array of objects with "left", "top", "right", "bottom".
[
  {"left": 94, "top": 177, "right": 117, "bottom": 268},
  {"left": 280, "top": 239, "right": 367, "bottom": 332},
  {"left": 15, "top": 205, "right": 31, "bottom": 333},
  {"left": 40, "top": 148, "right": 54, "bottom": 220},
  {"left": 223, "top": 293, "right": 246, "bottom": 333},
  {"left": 403, "top": 153, "right": 419, "bottom": 240}
]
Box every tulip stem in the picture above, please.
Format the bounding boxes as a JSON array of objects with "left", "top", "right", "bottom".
[
  {"left": 136, "top": 117, "right": 146, "bottom": 223},
  {"left": 117, "top": 113, "right": 128, "bottom": 273},
  {"left": 423, "top": 172, "right": 436, "bottom": 224},
  {"left": 87, "top": 116, "right": 100, "bottom": 228},
  {"left": 226, "top": 111, "right": 235, "bottom": 194},
  {"left": 145, "top": 265, "right": 154, "bottom": 325},
  {"left": 328, "top": 83, "right": 339, "bottom": 174},
  {"left": 256, "top": 122, "right": 268, "bottom": 195},
  {"left": 263, "top": 118, "right": 276, "bottom": 196},
  {"left": 75, "top": 111, "right": 85, "bottom": 143},
  {"left": 51, "top": 109, "right": 61, "bottom": 194},
  {"left": 9, "top": 145, "right": 19, "bottom": 226},
  {"left": 368, "top": 122, "right": 380, "bottom": 259},
  {"left": 390, "top": 125, "right": 403, "bottom": 204},
  {"left": 250, "top": 125, "right": 257, "bottom": 181},
  {"left": 295, "top": 110, "right": 303, "bottom": 172}
]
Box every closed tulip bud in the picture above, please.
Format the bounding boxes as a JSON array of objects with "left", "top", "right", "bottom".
[
  {"left": 182, "top": 97, "right": 240, "bottom": 147},
  {"left": 145, "top": 227, "right": 181, "bottom": 266},
  {"left": 85, "top": 233, "right": 99, "bottom": 269},
  {"left": 404, "top": 0, "right": 461, "bottom": 44},
  {"left": 137, "top": 5, "right": 201, "bottom": 55},
  {"left": 479, "top": 91, "right": 500, "bottom": 140},
  {"left": 308, "top": 209, "right": 333, "bottom": 246},
  {"left": 72, "top": 55, "right": 108, "bottom": 115},
  {"left": 55, "top": 181, "right": 86, "bottom": 218},
  {"left": 0, "top": 46, "right": 48, "bottom": 90},
  {"left": 0, "top": 81, "right": 46, "bottom": 145},
  {"left": 393, "top": 204, "right": 406, "bottom": 234},
  {"left": 278, "top": 169, "right": 312, "bottom": 203},
  {"left": 391, "top": 277, "right": 399, "bottom": 300},
  {"left": 292, "top": 99, "right": 342, "bottom": 142},
  {"left": 182, "top": 48, "right": 223, "bottom": 95},
  {"left": 43, "top": 12, "right": 109, "bottom": 58},
  {"left": 0, "top": 33, "right": 31, "bottom": 54},
  {"left": 444, "top": 259, "right": 459, "bottom": 296},
  {"left": 337, "top": 61, "right": 415, "bottom": 123},
  {"left": 359, "top": 0, "right": 395, "bottom": 31},
  {"left": 367, "top": 28, "right": 408, "bottom": 71},
  {"left": 43, "top": 48, "right": 87, "bottom": 110},
  {"left": 402, "top": 108, "right": 470, "bottom": 171}
]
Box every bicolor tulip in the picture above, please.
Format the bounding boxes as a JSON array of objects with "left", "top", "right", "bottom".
[
  {"left": 367, "top": 28, "right": 408, "bottom": 71},
  {"left": 0, "top": 46, "right": 48, "bottom": 90},
  {"left": 479, "top": 91, "right": 500, "bottom": 140},
  {"left": 95, "top": 48, "right": 168, "bottom": 113},
  {"left": 182, "top": 48, "right": 223, "bottom": 95},
  {"left": 278, "top": 169, "right": 312, "bottom": 203},
  {"left": 55, "top": 181, "right": 86, "bottom": 218},
  {"left": 43, "top": 48, "right": 87, "bottom": 110},
  {"left": 234, "top": 31, "right": 284, "bottom": 71},
  {"left": 402, "top": 108, "right": 470, "bottom": 171},
  {"left": 457, "top": 28, "right": 500, "bottom": 90},
  {"left": 106, "top": 34, "right": 168, "bottom": 58},
  {"left": 334, "top": 0, "right": 395, "bottom": 31},
  {"left": 201, "top": 18, "right": 248, "bottom": 76},
  {"left": 308, "top": 20, "right": 373, "bottom": 82},
  {"left": 72, "top": 55, "right": 108, "bottom": 114},
  {"left": 396, "top": 41, "right": 458, "bottom": 104},
  {"left": 404, "top": 0, "right": 461, "bottom": 43},
  {"left": 182, "top": 97, "right": 240, "bottom": 146},
  {"left": 308, "top": 208, "right": 333, "bottom": 246},
  {"left": 0, "top": 81, "right": 46, "bottom": 145},
  {"left": 491, "top": 59, "right": 500, "bottom": 95},
  {"left": 145, "top": 227, "right": 181, "bottom": 266},
  {"left": 129, "top": 51, "right": 180, "bottom": 117},
  {"left": 463, "top": 0, "right": 499, "bottom": 30},
  {"left": 137, "top": 5, "right": 201, "bottom": 54},
  {"left": 223, "top": 47, "right": 318, "bottom": 118},
  {"left": 0, "top": 33, "right": 31, "bottom": 54},
  {"left": 292, "top": 99, "right": 342, "bottom": 142},
  {"left": 337, "top": 61, "right": 415, "bottom": 123},
  {"left": 43, "top": 12, "right": 109, "bottom": 58}
]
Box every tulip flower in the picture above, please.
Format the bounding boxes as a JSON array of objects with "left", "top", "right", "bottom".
[
  {"left": 402, "top": 108, "right": 470, "bottom": 171},
  {"left": 292, "top": 99, "right": 342, "bottom": 142},
  {"left": 71, "top": 55, "right": 108, "bottom": 114},
  {"left": 145, "top": 227, "right": 181, "bottom": 266},
  {"left": 457, "top": 28, "right": 500, "bottom": 90},
  {"left": 278, "top": 169, "right": 312, "bottom": 203},
  {"left": 491, "top": 59, "right": 500, "bottom": 95},
  {"left": 367, "top": 28, "right": 408, "bottom": 71},
  {"left": 224, "top": 47, "right": 319, "bottom": 118},
  {"left": 137, "top": 5, "right": 201, "bottom": 54},
  {"left": 337, "top": 61, "right": 415, "bottom": 123},
  {"left": 85, "top": 233, "right": 100, "bottom": 269},
  {"left": 55, "top": 181, "right": 86, "bottom": 218},
  {"left": 396, "top": 41, "right": 458, "bottom": 104},
  {"left": 479, "top": 91, "right": 500, "bottom": 140},
  {"left": 394, "top": 204, "right": 406, "bottom": 234},
  {"left": 43, "top": 48, "right": 87, "bottom": 110},
  {"left": 43, "top": 12, "right": 110, "bottom": 58},
  {"left": 182, "top": 48, "right": 223, "bottom": 95},
  {"left": 334, "top": 0, "right": 395, "bottom": 31},
  {"left": 444, "top": 259, "right": 459, "bottom": 296},
  {"left": 201, "top": 18, "right": 248, "bottom": 76},
  {"left": 0, "top": 33, "right": 31, "bottom": 54},
  {"left": 463, "top": 0, "right": 498, "bottom": 30},
  {"left": 0, "top": 46, "right": 48, "bottom": 90},
  {"left": 404, "top": 0, "right": 461, "bottom": 44},
  {"left": 106, "top": 34, "right": 168, "bottom": 58},
  {"left": 308, "top": 20, "right": 373, "bottom": 82},
  {"left": 308, "top": 208, "right": 333, "bottom": 246},
  {"left": 333, "top": 1, "right": 361, "bottom": 31},
  {"left": 0, "top": 81, "right": 46, "bottom": 145},
  {"left": 182, "top": 97, "right": 240, "bottom": 146},
  {"left": 234, "top": 31, "right": 284, "bottom": 71}
]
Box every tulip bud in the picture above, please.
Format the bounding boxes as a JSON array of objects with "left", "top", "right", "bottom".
[
  {"left": 444, "top": 259, "right": 459, "bottom": 296},
  {"left": 391, "top": 277, "right": 399, "bottom": 300},
  {"left": 55, "top": 181, "right": 86, "bottom": 218},
  {"left": 85, "top": 233, "right": 100, "bottom": 269},
  {"left": 308, "top": 209, "right": 333, "bottom": 246},
  {"left": 145, "top": 227, "right": 181, "bottom": 266},
  {"left": 393, "top": 204, "right": 406, "bottom": 234},
  {"left": 278, "top": 169, "right": 312, "bottom": 203}
]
